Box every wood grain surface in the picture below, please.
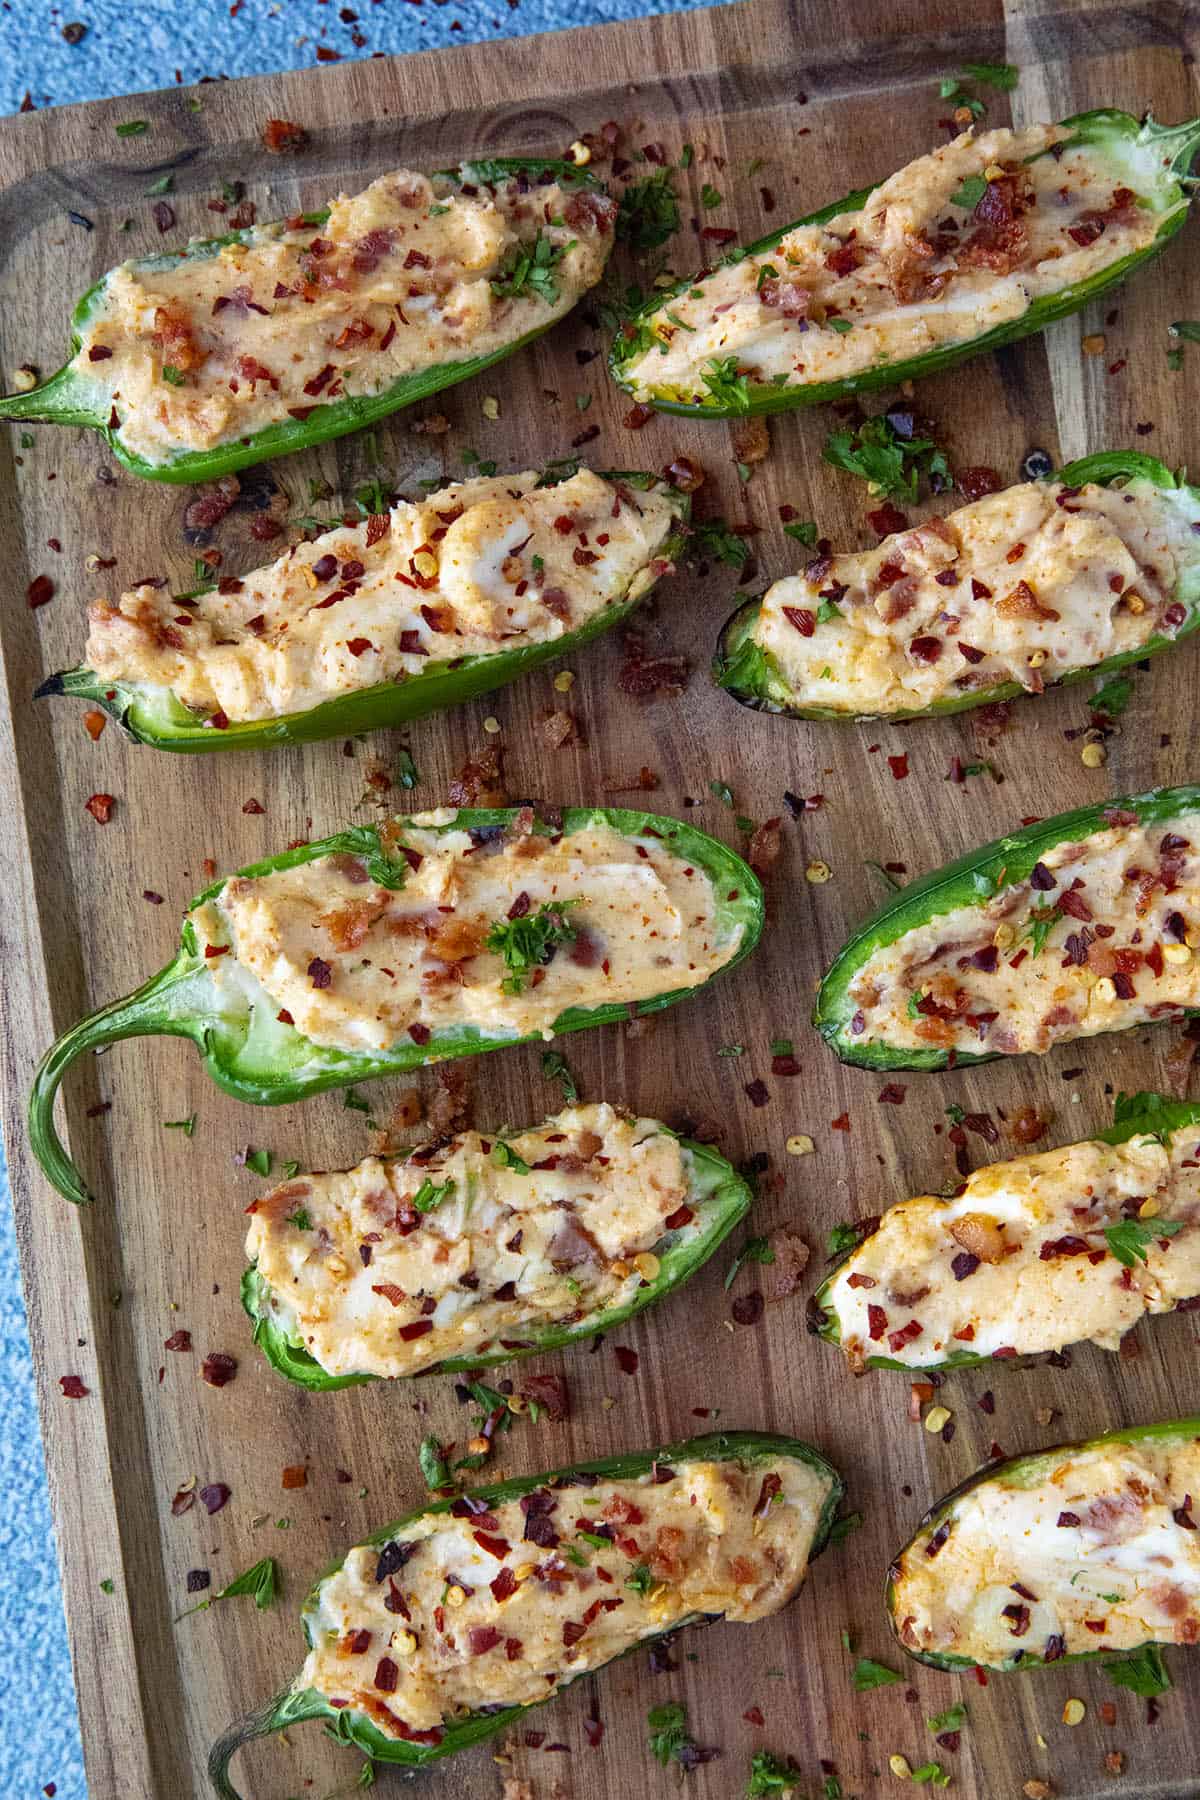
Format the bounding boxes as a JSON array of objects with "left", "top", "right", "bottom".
[{"left": 1, "top": 1, "right": 1199, "bottom": 1794}]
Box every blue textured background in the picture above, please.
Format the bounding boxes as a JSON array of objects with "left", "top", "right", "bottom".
[{"left": 0, "top": 3, "right": 724, "bottom": 1795}]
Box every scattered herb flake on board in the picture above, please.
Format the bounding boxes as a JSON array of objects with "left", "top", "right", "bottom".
[
  {"left": 700, "top": 182, "right": 723, "bottom": 210},
  {"left": 688, "top": 517, "right": 750, "bottom": 567},
  {"left": 747, "top": 1750, "right": 804, "bottom": 1794},
  {"left": 99, "top": 1578, "right": 115, "bottom": 1594},
  {"left": 1105, "top": 1643, "right": 1172, "bottom": 1696},
  {"left": 783, "top": 519, "right": 818, "bottom": 546},
  {"left": 718, "top": 1043, "right": 745, "bottom": 1058},
  {"left": 646, "top": 1701, "right": 717, "bottom": 1771},
  {"left": 960, "top": 60, "right": 1019, "bottom": 88},
  {"left": 852, "top": 1657, "right": 902, "bottom": 1690},
  {"left": 181, "top": 1555, "right": 278, "bottom": 1617},
  {"left": 243, "top": 1147, "right": 272, "bottom": 1177},
  {"left": 710, "top": 779, "right": 735, "bottom": 806},
  {"left": 1091, "top": 672, "right": 1134, "bottom": 717},
  {"left": 395, "top": 747, "right": 419, "bottom": 790},
  {"left": 541, "top": 1050, "right": 580, "bottom": 1103},
  {"left": 343, "top": 1087, "right": 372, "bottom": 1114},
  {"left": 927, "top": 1703, "right": 966, "bottom": 1734},
  {"left": 724, "top": 1235, "right": 776, "bottom": 1289},
  {"left": 164, "top": 1113, "right": 197, "bottom": 1136},
  {"left": 616, "top": 172, "right": 680, "bottom": 250},
  {"left": 827, "top": 1510, "right": 863, "bottom": 1545},
  {"left": 115, "top": 119, "right": 150, "bottom": 136},
  {"left": 1104, "top": 1217, "right": 1183, "bottom": 1268},
  {"left": 823, "top": 413, "right": 949, "bottom": 502},
  {"left": 1171, "top": 321, "right": 1200, "bottom": 342},
  {"left": 145, "top": 174, "right": 174, "bottom": 196},
  {"left": 419, "top": 1435, "right": 452, "bottom": 1490},
  {"left": 827, "top": 1222, "right": 864, "bottom": 1257}
]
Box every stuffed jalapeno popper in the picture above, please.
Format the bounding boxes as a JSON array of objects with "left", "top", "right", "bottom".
[
  {"left": 41, "top": 467, "right": 686, "bottom": 751},
  {"left": 716, "top": 453, "right": 1200, "bottom": 720},
  {"left": 209, "top": 1430, "right": 844, "bottom": 1793},
  {"left": 243, "top": 1101, "right": 751, "bottom": 1389},
  {"left": 31, "top": 807, "right": 762, "bottom": 1205},
  {"left": 610, "top": 111, "right": 1200, "bottom": 416},
  {"left": 816, "top": 785, "right": 1200, "bottom": 1070},
  {"left": 0, "top": 158, "right": 615, "bottom": 481},
  {"left": 811, "top": 1091, "right": 1200, "bottom": 1371},
  {"left": 889, "top": 1417, "right": 1200, "bottom": 1678}
]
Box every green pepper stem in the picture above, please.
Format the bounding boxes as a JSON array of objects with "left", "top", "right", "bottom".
[
  {"left": 1143, "top": 113, "right": 1200, "bottom": 180},
  {"left": 28, "top": 955, "right": 209, "bottom": 1204},
  {"left": 0, "top": 363, "right": 100, "bottom": 427},
  {"left": 208, "top": 1686, "right": 330, "bottom": 1799}
]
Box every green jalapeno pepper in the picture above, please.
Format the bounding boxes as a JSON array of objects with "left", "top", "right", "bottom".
[
  {"left": 208, "top": 1429, "right": 845, "bottom": 1794},
  {"left": 815, "top": 784, "right": 1200, "bottom": 1071},
  {"left": 609, "top": 111, "right": 1200, "bottom": 416},
  {"left": 0, "top": 158, "right": 613, "bottom": 483},
  {"left": 887, "top": 1414, "right": 1199, "bottom": 1681},
  {"left": 714, "top": 453, "right": 1200, "bottom": 720},
  {"left": 809, "top": 1089, "right": 1200, "bottom": 1371},
  {"left": 37, "top": 470, "right": 687, "bottom": 752},
  {"left": 31, "top": 806, "right": 763, "bottom": 1205},
  {"left": 242, "top": 1117, "right": 751, "bottom": 1389}
]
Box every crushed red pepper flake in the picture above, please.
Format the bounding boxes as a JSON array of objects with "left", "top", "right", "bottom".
[
  {"left": 58, "top": 1374, "right": 89, "bottom": 1398},
  {"left": 85, "top": 793, "right": 116, "bottom": 824}
]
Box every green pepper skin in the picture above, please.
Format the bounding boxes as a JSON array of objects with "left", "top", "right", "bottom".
[
  {"left": 37, "top": 475, "right": 688, "bottom": 752},
  {"left": 714, "top": 453, "right": 1200, "bottom": 719},
  {"left": 243, "top": 1132, "right": 751, "bottom": 1389},
  {"left": 30, "top": 806, "right": 763, "bottom": 1205},
  {"left": 609, "top": 112, "right": 1200, "bottom": 416},
  {"left": 208, "top": 1429, "right": 845, "bottom": 1795},
  {"left": 815, "top": 783, "right": 1200, "bottom": 1072},
  {"left": 887, "top": 1414, "right": 1200, "bottom": 1678},
  {"left": 809, "top": 1090, "right": 1200, "bottom": 1370},
  {"left": 0, "top": 160, "right": 610, "bottom": 483}
]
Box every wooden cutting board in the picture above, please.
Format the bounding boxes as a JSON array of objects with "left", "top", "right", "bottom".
[{"left": 2, "top": 0, "right": 1199, "bottom": 1793}]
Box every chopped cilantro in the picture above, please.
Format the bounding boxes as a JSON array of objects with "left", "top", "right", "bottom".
[
  {"left": 827, "top": 1510, "right": 864, "bottom": 1545},
  {"left": 927, "top": 1702, "right": 966, "bottom": 1734},
  {"left": 816, "top": 598, "right": 843, "bottom": 623},
  {"left": 907, "top": 991, "right": 924, "bottom": 1018},
  {"left": 285, "top": 1209, "right": 312, "bottom": 1231},
  {"left": 541, "top": 1049, "right": 579, "bottom": 1104},
  {"left": 115, "top": 119, "right": 150, "bottom": 137},
  {"left": 961, "top": 60, "right": 1019, "bottom": 89},
  {"left": 181, "top": 1556, "right": 278, "bottom": 1619},
  {"left": 491, "top": 1140, "right": 532, "bottom": 1176},
  {"left": 827, "top": 1222, "right": 863, "bottom": 1257},
  {"left": 161, "top": 365, "right": 186, "bottom": 386},
  {"left": 1104, "top": 1216, "right": 1182, "bottom": 1269},
  {"left": 145, "top": 174, "right": 174, "bottom": 196},
  {"left": 353, "top": 475, "right": 389, "bottom": 517},
  {"left": 1019, "top": 903, "right": 1062, "bottom": 958},
  {"left": 945, "top": 1102, "right": 966, "bottom": 1125},
  {"left": 395, "top": 747, "right": 419, "bottom": 790},
  {"left": 19, "top": 432, "right": 34, "bottom": 448},
  {"left": 852, "top": 1656, "right": 903, "bottom": 1691},
  {"left": 710, "top": 779, "right": 735, "bottom": 806},
  {"left": 486, "top": 901, "right": 580, "bottom": 994},
  {"left": 701, "top": 354, "right": 751, "bottom": 411},
  {"left": 164, "top": 1114, "right": 197, "bottom": 1137},
  {"left": 718, "top": 1043, "right": 745, "bottom": 1058},
  {"left": 679, "top": 144, "right": 694, "bottom": 169},
  {"left": 688, "top": 517, "right": 750, "bottom": 567},
  {"left": 428, "top": 202, "right": 450, "bottom": 217},
  {"left": 747, "top": 1751, "right": 804, "bottom": 1795},
  {"left": 575, "top": 391, "right": 593, "bottom": 411},
  {"left": 783, "top": 519, "right": 818, "bottom": 546},
  {"left": 412, "top": 1177, "right": 456, "bottom": 1214},
  {"left": 951, "top": 173, "right": 988, "bottom": 210},
  {"left": 736, "top": 460, "right": 753, "bottom": 483},
  {"left": 1105, "top": 1643, "right": 1172, "bottom": 1696},
  {"left": 770, "top": 1036, "right": 794, "bottom": 1057},
  {"left": 911, "top": 1765, "right": 950, "bottom": 1788},
  {"left": 282, "top": 1159, "right": 301, "bottom": 1179},
  {"left": 700, "top": 182, "right": 723, "bottom": 210},
  {"left": 1170, "top": 321, "right": 1200, "bottom": 343},
  {"left": 647, "top": 1701, "right": 701, "bottom": 1769},
  {"left": 99, "top": 1577, "right": 115, "bottom": 1594},
  {"left": 1092, "top": 672, "right": 1134, "bottom": 718},
  {"left": 577, "top": 1529, "right": 610, "bottom": 1550},
  {"left": 756, "top": 262, "right": 780, "bottom": 291},
  {"left": 823, "top": 413, "right": 949, "bottom": 502},
  {"left": 418, "top": 1434, "right": 452, "bottom": 1489},
  {"left": 724, "top": 1234, "right": 775, "bottom": 1289},
  {"left": 1168, "top": 346, "right": 1185, "bottom": 371},
  {"left": 491, "top": 231, "right": 573, "bottom": 306},
  {"left": 826, "top": 316, "right": 853, "bottom": 333},
  {"left": 243, "top": 1147, "right": 272, "bottom": 1178},
  {"left": 616, "top": 173, "right": 680, "bottom": 251},
  {"left": 626, "top": 1562, "right": 653, "bottom": 1595},
  {"left": 343, "top": 1087, "right": 372, "bottom": 1114}
]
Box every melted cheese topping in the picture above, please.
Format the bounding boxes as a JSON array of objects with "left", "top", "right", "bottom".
[
  {"left": 194, "top": 816, "right": 740, "bottom": 1052},
  {"left": 248, "top": 1103, "right": 697, "bottom": 1378},
  {"left": 85, "top": 470, "right": 678, "bottom": 722},
  {"left": 893, "top": 1434, "right": 1200, "bottom": 1666},
  {"left": 755, "top": 478, "right": 1199, "bottom": 714},
  {"left": 76, "top": 168, "right": 614, "bottom": 464},
  {"left": 300, "top": 1455, "right": 831, "bottom": 1737},
  {"left": 624, "top": 125, "right": 1163, "bottom": 402},
  {"left": 846, "top": 814, "right": 1200, "bottom": 1057},
  {"left": 827, "top": 1128, "right": 1200, "bottom": 1366}
]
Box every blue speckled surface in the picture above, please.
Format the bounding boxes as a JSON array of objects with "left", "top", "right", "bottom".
[{"left": 0, "top": 4, "right": 724, "bottom": 1795}]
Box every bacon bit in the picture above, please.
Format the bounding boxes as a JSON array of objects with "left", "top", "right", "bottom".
[
  {"left": 522, "top": 1372, "right": 569, "bottom": 1421},
  {"left": 997, "top": 579, "right": 1059, "bottom": 622},
  {"left": 448, "top": 745, "right": 506, "bottom": 808},
  {"left": 909, "top": 635, "right": 942, "bottom": 663},
  {"left": 957, "top": 466, "right": 1003, "bottom": 502},
  {"left": 614, "top": 1346, "right": 639, "bottom": 1375},
  {"left": 164, "top": 1329, "right": 192, "bottom": 1352},
  {"left": 201, "top": 1352, "right": 237, "bottom": 1388},
  {"left": 888, "top": 1320, "right": 923, "bottom": 1353},
  {"left": 887, "top": 753, "right": 909, "bottom": 781},
  {"left": 307, "top": 957, "right": 333, "bottom": 989},
  {"left": 732, "top": 1291, "right": 764, "bottom": 1325},
  {"left": 539, "top": 709, "right": 579, "bottom": 750},
  {"left": 399, "top": 1319, "right": 434, "bottom": 1342},
  {"left": 85, "top": 793, "right": 115, "bottom": 824},
  {"left": 26, "top": 574, "right": 54, "bottom": 608},
  {"left": 1012, "top": 1106, "right": 1048, "bottom": 1145},
  {"left": 732, "top": 416, "right": 770, "bottom": 466},
  {"left": 701, "top": 225, "right": 738, "bottom": 244},
  {"left": 616, "top": 631, "right": 690, "bottom": 698},
  {"left": 58, "top": 1375, "right": 89, "bottom": 1398},
  {"left": 782, "top": 605, "right": 816, "bottom": 637},
  {"left": 474, "top": 1531, "right": 511, "bottom": 1559},
  {"left": 664, "top": 1204, "right": 694, "bottom": 1230},
  {"left": 262, "top": 118, "right": 309, "bottom": 152},
  {"left": 171, "top": 1486, "right": 195, "bottom": 1515},
  {"left": 868, "top": 502, "right": 909, "bottom": 537}
]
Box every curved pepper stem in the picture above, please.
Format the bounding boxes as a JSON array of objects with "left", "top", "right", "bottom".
[
  {"left": 208, "top": 1686, "right": 332, "bottom": 1799},
  {"left": 28, "top": 956, "right": 210, "bottom": 1204},
  {"left": 1143, "top": 113, "right": 1200, "bottom": 181},
  {"left": 0, "top": 364, "right": 101, "bottom": 427}
]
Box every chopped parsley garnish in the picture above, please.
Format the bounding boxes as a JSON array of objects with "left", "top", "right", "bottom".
[
  {"left": 577, "top": 1529, "right": 611, "bottom": 1550},
  {"left": 617, "top": 172, "right": 680, "bottom": 250},
  {"left": 826, "top": 316, "right": 854, "bottom": 333},
  {"left": 1104, "top": 1216, "right": 1183, "bottom": 1269},
  {"left": 747, "top": 1751, "right": 804, "bottom": 1795},
  {"left": 285, "top": 1209, "right": 312, "bottom": 1231},
  {"left": 541, "top": 1049, "right": 580, "bottom": 1103},
  {"left": 461, "top": 447, "right": 498, "bottom": 477},
  {"left": 701, "top": 354, "right": 752, "bottom": 411},
  {"left": 927, "top": 1702, "right": 966, "bottom": 1734},
  {"left": 243, "top": 1147, "right": 272, "bottom": 1177},
  {"left": 486, "top": 901, "right": 580, "bottom": 994},
  {"left": 816, "top": 598, "right": 843, "bottom": 623},
  {"left": 395, "top": 747, "right": 419, "bottom": 790},
  {"left": 626, "top": 1562, "right": 653, "bottom": 1595},
  {"left": 1019, "top": 903, "right": 1062, "bottom": 958},
  {"left": 827, "top": 1510, "right": 864, "bottom": 1545},
  {"left": 353, "top": 476, "right": 389, "bottom": 517},
  {"left": 282, "top": 1159, "right": 302, "bottom": 1180},
  {"left": 911, "top": 1765, "right": 950, "bottom": 1789},
  {"left": 181, "top": 1556, "right": 278, "bottom": 1618},
  {"left": 343, "top": 1087, "right": 372, "bottom": 1114},
  {"left": 145, "top": 174, "right": 174, "bottom": 196},
  {"left": 412, "top": 1176, "right": 456, "bottom": 1213},
  {"left": 724, "top": 1234, "right": 776, "bottom": 1289},
  {"left": 700, "top": 182, "right": 723, "bottom": 210},
  {"left": 938, "top": 79, "right": 986, "bottom": 118},
  {"left": 164, "top": 1114, "right": 197, "bottom": 1137},
  {"left": 161, "top": 365, "right": 186, "bottom": 386},
  {"left": 710, "top": 779, "right": 735, "bottom": 806},
  {"left": 1105, "top": 1642, "right": 1172, "bottom": 1696},
  {"left": 825, "top": 412, "right": 951, "bottom": 501},
  {"left": 783, "top": 518, "right": 818, "bottom": 546},
  {"left": 960, "top": 60, "right": 1019, "bottom": 89},
  {"left": 851, "top": 1656, "right": 903, "bottom": 1691},
  {"left": 827, "top": 1222, "right": 864, "bottom": 1257},
  {"left": 951, "top": 173, "right": 988, "bottom": 210},
  {"left": 679, "top": 144, "right": 694, "bottom": 168},
  {"left": 770, "top": 1037, "right": 794, "bottom": 1057},
  {"left": 115, "top": 119, "right": 150, "bottom": 137},
  {"left": 906, "top": 991, "right": 924, "bottom": 1018},
  {"left": 1091, "top": 672, "right": 1134, "bottom": 718},
  {"left": 418, "top": 1434, "right": 452, "bottom": 1489},
  {"left": 647, "top": 1701, "right": 702, "bottom": 1769},
  {"left": 688, "top": 517, "right": 750, "bottom": 567},
  {"left": 490, "top": 231, "right": 573, "bottom": 307},
  {"left": 491, "top": 1140, "right": 532, "bottom": 1176},
  {"left": 99, "top": 1577, "right": 115, "bottom": 1594},
  {"left": 717, "top": 1043, "right": 745, "bottom": 1058},
  {"left": 428, "top": 202, "right": 450, "bottom": 216}
]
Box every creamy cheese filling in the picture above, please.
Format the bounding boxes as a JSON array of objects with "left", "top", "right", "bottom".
[
  {"left": 247, "top": 1103, "right": 698, "bottom": 1378},
  {"left": 75, "top": 167, "right": 615, "bottom": 463},
  {"left": 827, "top": 1128, "right": 1200, "bottom": 1366},
  {"left": 299, "top": 1455, "right": 830, "bottom": 1736},
  {"left": 893, "top": 1435, "right": 1200, "bottom": 1665},
  {"left": 846, "top": 815, "right": 1200, "bottom": 1057},
  {"left": 755, "top": 478, "right": 1200, "bottom": 714},
  {"left": 193, "top": 816, "right": 738, "bottom": 1052},
  {"left": 624, "top": 125, "right": 1163, "bottom": 401},
  {"left": 85, "top": 470, "right": 678, "bottom": 722}
]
